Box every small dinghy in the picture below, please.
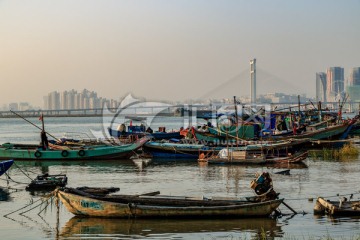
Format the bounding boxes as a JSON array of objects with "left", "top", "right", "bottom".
[
  {"left": 26, "top": 173, "right": 68, "bottom": 191},
  {"left": 314, "top": 196, "right": 360, "bottom": 216}
]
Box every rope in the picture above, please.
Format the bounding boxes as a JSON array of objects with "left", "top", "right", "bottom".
[
  {"left": 37, "top": 196, "right": 54, "bottom": 216},
  {"left": 283, "top": 191, "right": 360, "bottom": 201},
  {"left": 3, "top": 173, "right": 30, "bottom": 185},
  {"left": 19, "top": 198, "right": 50, "bottom": 215},
  {"left": 131, "top": 149, "right": 141, "bottom": 158},
  {"left": 13, "top": 162, "right": 34, "bottom": 181},
  {"left": 4, "top": 197, "right": 44, "bottom": 217}
]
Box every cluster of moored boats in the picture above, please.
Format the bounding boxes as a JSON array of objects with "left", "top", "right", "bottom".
[
  {"left": 0, "top": 108, "right": 359, "bottom": 164},
  {"left": 1, "top": 107, "right": 360, "bottom": 219},
  {"left": 110, "top": 109, "right": 359, "bottom": 165}
]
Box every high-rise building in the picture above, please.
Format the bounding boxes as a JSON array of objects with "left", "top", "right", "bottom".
[
  {"left": 326, "top": 67, "right": 344, "bottom": 102},
  {"left": 43, "top": 89, "right": 117, "bottom": 110},
  {"left": 61, "top": 91, "right": 68, "bottom": 110},
  {"left": 347, "top": 67, "right": 360, "bottom": 102},
  {"left": 350, "top": 67, "right": 360, "bottom": 86},
  {"left": 66, "top": 90, "right": 76, "bottom": 109},
  {"left": 316, "top": 72, "right": 327, "bottom": 103},
  {"left": 48, "top": 91, "right": 60, "bottom": 110}
]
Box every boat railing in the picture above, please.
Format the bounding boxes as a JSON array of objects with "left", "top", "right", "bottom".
[{"left": 61, "top": 132, "right": 101, "bottom": 144}]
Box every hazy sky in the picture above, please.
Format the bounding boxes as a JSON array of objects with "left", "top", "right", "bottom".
[{"left": 1, "top": 0, "right": 359, "bottom": 107}]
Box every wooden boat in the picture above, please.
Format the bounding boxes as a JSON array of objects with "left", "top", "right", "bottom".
[
  {"left": 314, "top": 197, "right": 360, "bottom": 216},
  {"left": 194, "top": 120, "right": 353, "bottom": 143},
  {"left": 108, "top": 126, "right": 182, "bottom": 140},
  {"left": 203, "top": 149, "right": 308, "bottom": 165},
  {"left": 26, "top": 173, "right": 67, "bottom": 191},
  {"left": 0, "top": 159, "right": 14, "bottom": 176},
  {"left": 145, "top": 137, "right": 308, "bottom": 159},
  {"left": 0, "top": 137, "right": 150, "bottom": 161},
  {"left": 349, "top": 117, "right": 360, "bottom": 136},
  {"left": 56, "top": 187, "right": 283, "bottom": 218},
  {"left": 143, "top": 141, "right": 215, "bottom": 159},
  {"left": 198, "top": 138, "right": 308, "bottom": 164},
  {"left": 207, "top": 124, "right": 261, "bottom": 140}
]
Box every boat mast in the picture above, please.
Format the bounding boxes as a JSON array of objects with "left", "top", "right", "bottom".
[{"left": 233, "top": 96, "right": 239, "bottom": 146}]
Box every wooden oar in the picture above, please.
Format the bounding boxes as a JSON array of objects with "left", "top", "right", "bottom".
[
  {"left": 282, "top": 201, "right": 297, "bottom": 214},
  {"left": 138, "top": 191, "right": 161, "bottom": 196}
]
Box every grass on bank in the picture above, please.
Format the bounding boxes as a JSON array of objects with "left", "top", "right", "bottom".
[{"left": 309, "top": 143, "right": 359, "bottom": 160}]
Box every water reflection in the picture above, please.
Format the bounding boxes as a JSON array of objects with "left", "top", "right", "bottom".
[
  {"left": 16, "top": 160, "right": 141, "bottom": 168},
  {"left": 132, "top": 158, "right": 152, "bottom": 171},
  {"left": 0, "top": 187, "right": 10, "bottom": 201},
  {"left": 61, "top": 217, "right": 283, "bottom": 239},
  {"left": 314, "top": 213, "right": 360, "bottom": 225}
]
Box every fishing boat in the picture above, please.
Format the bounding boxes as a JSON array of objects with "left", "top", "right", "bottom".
[
  {"left": 349, "top": 116, "right": 360, "bottom": 136},
  {"left": 202, "top": 149, "right": 308, "bottom": 165},
  {"left": 0, "top": 160, "right": 14, "bottom": 176},
  {"left": 194, "top": 120, "right": 354, "bottom": 143},
  {"left": 56, "top": 171, "right": 283, "bottom": 218},
  {"left": 26, "top": 173, "right": 68, "bottom": 191},
  {"left": 198, "top": 137, "right": 309, "bottom": 164},
  {"left": 56, "top": 187, "right": 283, "bottom": 218},
  {"left": 108, "top": 126, "right": 183, "bottom": 140},
  {"left": 0, "top": 137, "right": 150, "bottom": 161},
  {"left": 314, "top": 196, "right": 360, "bottom": 216},
  {"left": 143, "top": 140, "right": 218, "bottom": 159}
]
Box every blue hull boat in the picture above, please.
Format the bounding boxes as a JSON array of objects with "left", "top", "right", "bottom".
[
  {"left": 108, "top": 128, "right": 182, "bottom": 140},
  {"left": 0, "top": 160, "right": 14, "bottom": 176}
]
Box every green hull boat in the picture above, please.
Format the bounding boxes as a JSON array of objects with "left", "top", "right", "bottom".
[{"left": 0, "top": 137, "right": 149, "bottom": 161}]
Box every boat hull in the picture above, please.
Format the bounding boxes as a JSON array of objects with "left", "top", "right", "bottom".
[
  {"left": 0, "top": 137, "right": 149, "bottom": 161},
  {"left": 143, "top": 142, "right": 212, "bottom": 159},
  {"left": 108, "top": 128, "right": 182, "bottom": 140},
  {"left": 196, "top": 122, "right": 352, "bottom": 143},
  {"left": 207, "top": 151, "right": 308, "bottom": 165},
  {"left": 57, "top": 190, "right": 283, "bottom": 218}
]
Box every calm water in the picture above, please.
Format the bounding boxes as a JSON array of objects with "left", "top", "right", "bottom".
[{"left": 0, "top": 117, "right": 360, "bottom": 239}]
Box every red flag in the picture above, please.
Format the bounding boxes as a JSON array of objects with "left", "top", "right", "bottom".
[{"left": 39, "top": 114, "right": 43, "bottom": 121}]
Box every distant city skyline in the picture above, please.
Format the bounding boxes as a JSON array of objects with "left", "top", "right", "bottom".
[
  {"left": 316, "top": 66, "right": 360, "bottom": 104},
  {"left": 43, "top": 89, "right": 119, "bottom": 110},
  {"left": 1, "top": 1, "right": 359, "bottom": 106}
]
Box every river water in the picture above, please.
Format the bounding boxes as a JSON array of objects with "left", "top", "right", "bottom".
[{"left": 0, "top": 116, "right": 360, "bottom": 240}]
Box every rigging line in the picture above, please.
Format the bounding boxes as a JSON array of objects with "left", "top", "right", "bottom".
[
  {"left": 10, "top": 110, "right": 61, "bottom": 142},
  {"left": 37, "top": 196, "right": 54, "bottom": 216},
  {"left": 198, "top": 70, "right": 250, "bottom": 99},
  {"left": 1, "top": 174, "right": 29, "bottom": 185},
  {"left": 13, "top": 162, "right": 34, "bottom": 181},
  {"left": 3, "top": 197, "right": 44, "bottom": 217},
  {"left": 20, "top": 195, "right": 53, "bottom": 215},
  {"left": 284, "top": 191, "right": 360, "bottom": 201},
  {"left": 256, "top": 68, "right": 304, "bottom": 91}
]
